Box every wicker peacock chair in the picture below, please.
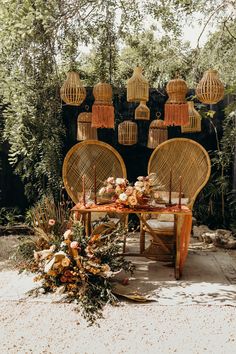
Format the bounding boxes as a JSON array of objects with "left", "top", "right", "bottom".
[
  {"left": 63, "top": 140, "right": 127, "bottom": 204},
  {"left": 140, "top": 138, "right": 211, "bottom": 260}
]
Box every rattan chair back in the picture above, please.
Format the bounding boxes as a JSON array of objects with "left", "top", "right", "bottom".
[
  {"left": 63, "top": 140, "right": 127, "bottom": 204},
  {"left": 148, "top": 138, "right": 211, "bottom": 209}
]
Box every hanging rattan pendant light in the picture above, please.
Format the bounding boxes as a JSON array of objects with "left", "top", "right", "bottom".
[
  {"left": 91, "top": 82, "right": 115, "bottom": 128},
  {"left": 135, "top": 101, "right": 150, "bottom": 120},
  {"left": 60, "top": 71, "right": 86, "bottom": 106},
  {"left": 147, "top": 113, "right": 168, "bottom": 149},
  {"left": 164, "top": 77, "right": 189, "bottom": 126},
  {"left": 118, "top": 121, "right": 138, "bottom": 145},
  {"left": 181, "top": 101, "right": 201, "bottom": 133},
  {"left": 196, "top": 69, "right": 224, "bottom": 104},
  {"left": 77, "top": 108, "right": 98, "bottom": 141},
  {"left": 127, "top": 66, "right": 149, "bottom": 102}
]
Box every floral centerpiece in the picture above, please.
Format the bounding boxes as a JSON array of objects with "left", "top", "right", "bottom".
[
  {"left": 99, "top": 173, "right": 161, "bottom": 208},
  {"left": 32, "top": 220, "right": 134, "bottom": 324}
]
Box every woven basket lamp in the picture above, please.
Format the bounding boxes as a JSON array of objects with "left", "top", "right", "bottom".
[
  {"left": 147, "top": 114, "right": 168, "bottom": 149},
  {"left": 127, "top": 66, "right": 149, "bottom": 102},
  {"left": 135, "top": 101, "right": 150, "bottom": 120},
  {"left": 60, "top": 71, "right": 86, "bottom": 106},
  {"left": 118, "top": 121, "right": 138, "bottom": 146},
  {"left": 181, "top": 101, "right": 201, "bottom": 133},
  {"left": 196, "top": 69, "right": 224, "bottom": 104},
  {"left": 164, "top": 77, "right": 189, "bottom": 126},
  {"left": 92, "top": 82, "right": 115, "bottom": 128},
  {"left": 77, "top": 110, "right": 98, "bottom": 141}
]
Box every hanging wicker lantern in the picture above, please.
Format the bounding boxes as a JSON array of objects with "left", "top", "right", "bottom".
[
  {"left": 196, "top": 69, "right": 224, "bottom": 104},
  {"left": 92, "top": 82, "right": 115, "bottom": 128},
  {"left": 147, "top": 115, "right": 168, "bottom": 149},
  {"left": 135, "top": 101, "right": 150, "bottom": 120},
  {"left": 164, "top": 78, "right": 189, "bottom": 126},
  {"left": 181, "top": 101, "right": 201, "bottom": 133},
  {"left": 118, "top": 121, "right": 138, "bottom": 146},
  {"left": 77, "top": 110, "right": 98, "bottom": 141},
  {"left": 127, "top": 66, "right": 149, "bottom": 102},
  {"left": 60, "top": 71, "right": 86, "bottom": 106}
]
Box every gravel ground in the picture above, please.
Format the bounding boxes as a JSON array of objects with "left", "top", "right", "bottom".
[
  {"left": 1, "top": 235, "right": 236, "bottom": 354},
  {"left": 1, "top": 301, "right": 236, "bottom": 354}
]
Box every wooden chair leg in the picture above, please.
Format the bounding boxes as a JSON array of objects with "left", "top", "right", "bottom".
[{"left": 140, "top": 221, "right": 145, "bottom": 254}]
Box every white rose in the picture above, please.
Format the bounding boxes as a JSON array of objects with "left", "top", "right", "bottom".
[
  {"left": 137, "top": 176, "right": 145, "bottom": 181},
  {"left": 119, "top": 193, "right": 128, "bottom": 202},
  {"left": 116, "top": 178, "right": 125, "bottom": 185},
  {"left": 135, "top": 181, "right": 144, "bottom": 188},
  {"left": 99, "top": 187, "right": 106, "bottom": 195}
]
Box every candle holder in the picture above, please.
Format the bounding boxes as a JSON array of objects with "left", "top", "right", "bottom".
[
  {"left": 166, "top": 169, "right": 173, "bottom": 207},
  {"left": 178, "top": 176, "right": 182, "bottom": 209},
  {"left": 93, "top": 165, "right": 97, "bottom": 205}
]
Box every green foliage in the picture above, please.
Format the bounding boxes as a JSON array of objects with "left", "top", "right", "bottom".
[
  {"left": 0, "top": 207, "right": 23, "bottom": 226},
  {"left": 194, "top": 111, "right": 236, "bottom": 230},
  {"left": 0, "top": 1, "right": 65, "bottom": 202}
]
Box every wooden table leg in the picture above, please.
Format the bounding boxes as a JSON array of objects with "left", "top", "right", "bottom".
[{"left": 175, "top": 213, "right": 192, "bottom": 280}]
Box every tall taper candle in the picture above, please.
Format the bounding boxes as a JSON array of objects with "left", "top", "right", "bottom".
[
  {"left": 82, "top": 175, "right": 86, "bottom": 206},
  {"left": 178, "top": 175, "right": 182, "bottom": 208},
  {"left": 93, "top": 165, "right": 97, "bottom": 204},
  {"left": 168, "top": 168, "right": 172, "bottom": 205}
]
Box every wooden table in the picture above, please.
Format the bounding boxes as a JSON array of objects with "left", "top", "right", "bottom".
[{"left": 71, "top": 203, "right": 192, "bottom": 280}]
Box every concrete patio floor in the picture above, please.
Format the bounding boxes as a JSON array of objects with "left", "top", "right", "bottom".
[{"left": 0, "top": 235, "right": 236, "bottom": 353}]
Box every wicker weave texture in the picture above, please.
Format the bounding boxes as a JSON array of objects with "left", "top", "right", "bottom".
[
  {"left": 60, "top": 71, "right": 86, "bottom": 106},
  {"left": 77, "top": 113, "right": 98, "bottom": 141},
  {"left": 166, "top": 78, "right": 188, "bottom": 104},
  {"left": 135, "top": 101, "right": 150, "bottom": 120},
  {"left": 147, "top": 120, "right": 168, "bottom": 149},
  {"left": 63, "top": 140, "right": 126, "bottom": 204},
  {"left": 118, "top": 121, "right": 138, "bottom": 145},
  {"left": 181, "top": 102, "right": 201, "bottom": 133},
  {"left": 148, "top": 138, "right": 211, "bottom": 208},
  {"left": 93, "top": 82, "right": 113, "bottom": 104},
  {"left": 127, "top": 67, "right": 149, "bottom": 102},
  {"left": 196, "top": 69, "right": 224, "bottom": 104}
]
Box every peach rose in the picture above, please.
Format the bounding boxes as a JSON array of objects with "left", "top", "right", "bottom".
[
  {"left": 48, "top": 219, "right": 55, "bottom": 226},
  {"left": 125, "top": 186, "right": 134, "bottom": 196},
  {"left": 107, "top": 177, "right": 115, "bottom": 184},
  {"left": 128, "top": 195, "right": 138, "bottom": 206},
  {"left": 70, "top": 241, "right": 79, "bottom": 249}
]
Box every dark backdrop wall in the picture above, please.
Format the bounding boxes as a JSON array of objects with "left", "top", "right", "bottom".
[{"left": 0, "top": 89, "right": 225, "bottom": 209}]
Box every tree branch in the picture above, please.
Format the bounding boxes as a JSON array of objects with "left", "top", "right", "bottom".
[
  {"left": 197, "top": 1, "right": 229, "bottom": 49},
  {"left": 223, "top": 20, "right": 236, "bottom": 40}
]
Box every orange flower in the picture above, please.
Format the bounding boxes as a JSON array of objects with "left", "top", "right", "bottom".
[
  {"left": 89, "top": 234, "right": 100, "bottom": 244},
  {"left": 60, "top": 276, "right": 68, "bottom": 283},
  {"left": 64, "top": 270, "right": 73, "bottom": 277}
]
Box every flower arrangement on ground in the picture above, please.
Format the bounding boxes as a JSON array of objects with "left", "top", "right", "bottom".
[
  {"left": 32, "top": 220, "right": 134, "bottom": 324},
  {"left": 99, "top": 174, "right": 162, "bottom": 207}
]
